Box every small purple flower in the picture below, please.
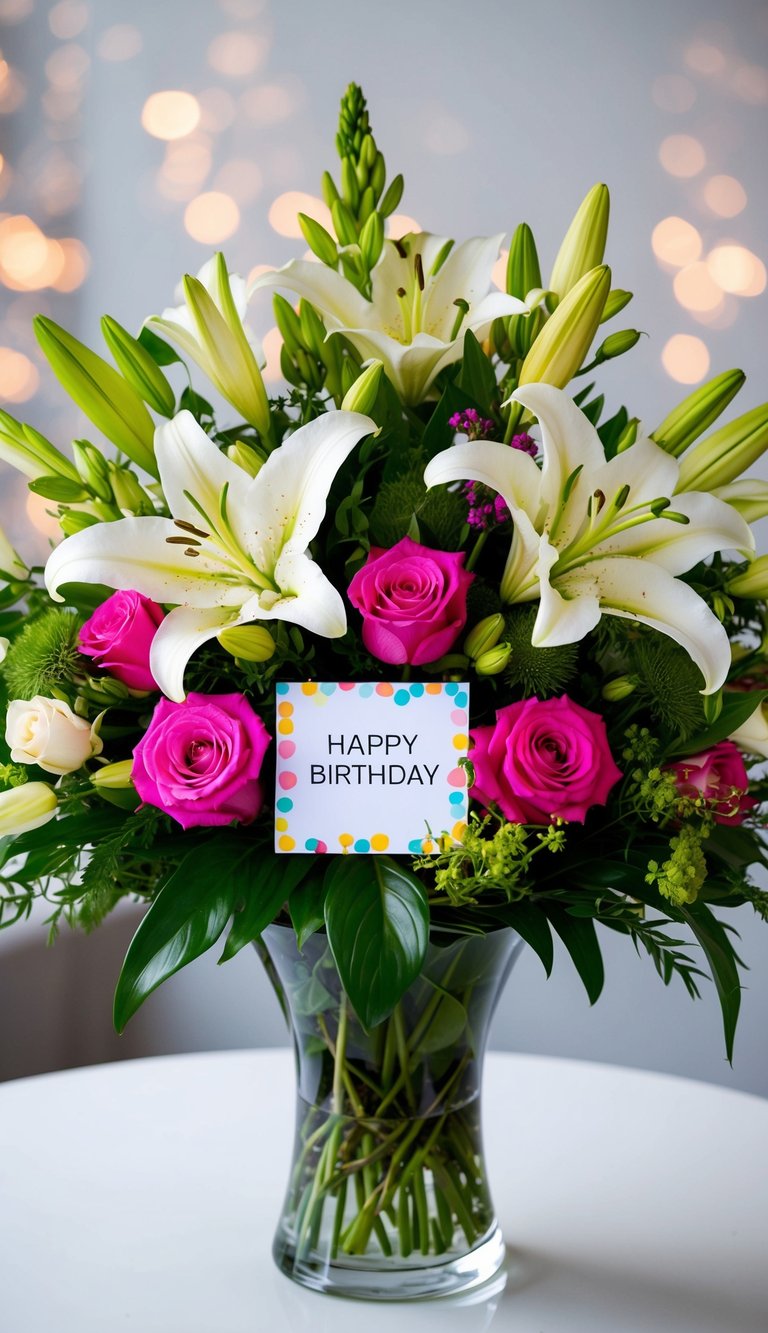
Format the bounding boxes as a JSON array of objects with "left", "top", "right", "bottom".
[
  {"left": 449, "top": 409, "right": 495, "bottom": 441},
  {"left": 510, "top": 432, "right": 538, "bottom": 457}
]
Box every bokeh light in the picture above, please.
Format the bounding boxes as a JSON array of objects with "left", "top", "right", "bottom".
[
  {"left": 683, "top": 43, "right": 726, "bottom": 75},
  {"left": 97, "top": 24, "right": 142, "bottom": 61},
  {"left": 268, "top": 191, "right": 331, "bottom": 239},
  {"left": 731, "top": 64, "right": 768, "bottom": 105},
  {"left": 0, "top": 347, "right": 39, "bottom": 402},
  {"left": 651, "top": 74, "right": 697, "bottom": 113},
  {"left": 184, "top": 190, "right": 240, "bottom": 243},
  {"left": 26, "top": 491, "right": 62, "bottom": 540},
  {"left": 198, "top": 87, "right": 237, "bottom": 133},
  {"left": 661, "top": 334, "right": 710, "bottom": 384},
  {"left": 240, "top": 82, "right": 298, "bottom": 125},
  {"left": 214, "top": 159, "right": 263, "bottom": 204},
  {"left": 207, "top": 30, "right": 268, "bottom": 78},
  {"left": 672, "top": 262, "right": 723, "bottom": 314},
  {"left": 52, "top": 237, "right": 89, "bottom": 291},
  {"left": 707, "top": 244, "right": 767, "bottom": 297},
  {"left": 387, "top": 214, "right": 422, "bottom": 240},
  {"left": 0, "top": 215, "right": 66, "bottom": 290},
  {"left": 157, "top": 138, "right": 212, "bottom": 201},
  {"left": 48, "top": 1, "right": 88, "bottom": 40},
  {"left": 0, "top": 61, "right": 27, "bottom": 114},
  {"left": 45, "top": 43, "right": 90, "bottom": 91},
  {"left": 651, "top": 216, "right": 702, "bottom": 268},
  {"left": 658, "top": 134, "right": 706, "bottom": 177},
  {"left": 261, "top": 327, "right": 284, "bottom": 384},
  {"left": 421, "top": 107, "right": 470, "bottom": 156},
  {"left": 492, "top": 250, "right": 508, "bottom": 291},
  {"left": 703, "top": 174, "right": 747, "bottom": 218},
  {"left": 141, "top": 90, "right": 200, "bottom": 141},
  {"left": 0, "top": 0, "right": 34, "bottom": 22}
]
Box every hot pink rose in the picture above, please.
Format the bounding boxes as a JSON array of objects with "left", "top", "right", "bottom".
[
  {"left": 79, "top": 591, "right": 164, "bottom": 691},
  {"left": 132, "top": 692, "right": 271, "bottom": 830},
  {"left": 470, "top": 695, "right": 622, "bottom": 824},
  {"left": 347, "top": 536, "right": 473, "bottom": 666},
  {"left": 665, "top": 741, "right": 756, "bottom": 826}
]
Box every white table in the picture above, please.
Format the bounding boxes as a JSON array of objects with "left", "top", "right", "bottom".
[{"left": 0, "top": 1051, "right": 766, "bottom": 1332}]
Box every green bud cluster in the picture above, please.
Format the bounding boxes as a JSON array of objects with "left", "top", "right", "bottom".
[{"left": 646, "top": 824, "right": 708, "bottom": 907}]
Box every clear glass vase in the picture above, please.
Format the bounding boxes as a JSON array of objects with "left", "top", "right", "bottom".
[{"left": 259, "top": 921, "right": 521, "bottom": 1301}]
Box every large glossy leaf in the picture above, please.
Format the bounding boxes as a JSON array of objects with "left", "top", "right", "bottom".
[
  {"left": 324, "top": 856, "right": 429, "bottom": 1029},
  {"left": 548, "top": 907, "right": 605, "bottom": 1005},
  {"left": 681, "top": 902, "right": 743, "bottom": 1063},
  {"left": 668, "top": 690, "right": 768, "bottom": 757},
  {"left": 289, "top": 873, "right": 328, "bottom": 950},
  {"left": 219, "top": 855, "right": 311, "bottom": 962},
  {"left": 114, "top": 837, "right": 246, "bottom": 1031},
  {"left": 506, "top": 901, "right": 555, "bottom": 976},
  {"left": 457, "top": 330, "right": 497, "bottom": 412}
]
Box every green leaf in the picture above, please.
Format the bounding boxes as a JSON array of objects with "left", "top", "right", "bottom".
[
  {"left": 28, "top": 475, "right": 91, "bottom": 503},
  {"left": 421, "top": 381, "right": 483, "bottom": 462},
  {"left": 114, "top": 837, "right": 246, "bottom": 1031},
  {"left": 548, "top": 906, "right": 605, "bottom": 1004},
  {"left": 219, "top": 854, "right": 311, "bottom": 962},
  {"left": 289, "top": 873, "right": 327, "bottom": 950},
  {"left": 411, "top": 981, "right": 467, "bottom": 1055},
  {"left": 680, "top": 901, "right": 742, "bottom": 1063},
  {"left": 668, "top": 690, "right": 768, "bottom": 756},
  {"left": 324, "top": 855, "right": 429, "bottom": 1028},
  {"left": 457, "top": 330, "right": 497, "bottom": 412},
  {"left": 138, "top": 324, "right": 182, "bottom": 368},
  {"left": 494, "top": 901, "right": 554, "bottom": 975}
]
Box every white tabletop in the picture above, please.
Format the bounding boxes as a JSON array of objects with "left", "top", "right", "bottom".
[{"left": 0, "top": 1050, "right": 766, "bottom": 1333}]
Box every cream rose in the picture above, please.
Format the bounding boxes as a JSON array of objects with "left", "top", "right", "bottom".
[{"left": 5, "top": 696, "right": 102, "bottom": 775}]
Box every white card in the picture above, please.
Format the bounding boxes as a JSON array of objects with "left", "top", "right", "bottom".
[{"left": 274, "top": 682, "right": 470, "bottom": 855}]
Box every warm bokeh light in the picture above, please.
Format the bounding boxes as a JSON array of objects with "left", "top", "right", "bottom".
[
  {"left": 141, "top": 90, "right": 200, "bottom": 141},
  {"left": 0, "top": 347, "right": 39, "bottom": 402},
  {"left": 661, "top": 334, "right": 710, "bottom": 384},
  {"left": 658, "top": 134, "right": 706, "bottom": 178},
  {"left": 261, "top": 327, "right": 284, "bottom": 383},
  {"left": 0, "top": 61, "right": 26, "bottom": 114},
  {"left": 731, "top": 63, "right": 768, "bottom": 105},
  {"left": 268, "top": 191, "right": 332, "bottom": 239},
  {"left": 492, "top": 250, "right": 508, "bottom": 291},
  {"left": 0, "top": 216, "right": 65, "bottom": 291},
  {"left": 157, "top": 138, "right": 212, "bottom": 200},
  {"left": 240, "top": 82, "right": 298, "bottom": 125},
  {"left": 683, "top": 42, "right": 726, "bottom": 75},
  {"left": 689, "top": 295, "right": 740, "bottom": 330},
  {"left": 26, "top": 490, "right": 62, "bottom": 540},
  {"left": 207, "top": 30, "right": 268, "bottom": 78},
  {"left": 37, "top": 152, "right": 82, "bottom": 215},
  {"left": 198, "top": 87, "right": 236, "bottom": 133},
  {"left": 703, "top": 174, "right": 747, "bottom": 218},
  {"left": 184, "top": 191, "right": 240, "bottom": 243},
  {"left": 97, "top": 24, "right": 142, "bottom": 62},
  {"left": 422, "top": 108, "right": 470, "bottom": 156},
  {"left": 214, "top": 159, "right": 263, "bottom": 204},
  {"left": 707, "top": 244, "right": 767, "bottom": 297},
  {"left": 52, "top": 237, "right": 89, "bottom": 291},
  {"left": 651, "top": 216, "right": 702, "bottom": 268},
  {"left": 48, "top": 1, "right": 88, "bottom": 40},
  {"left": 651, "top": 74, "right": 696, "bottom": 113},
  {"left": 0, "top": 0, "right": 34, "bottom": 22},
  {"left": 673, "top": 262, "right": 723, "bottom": 314},
  {"left": 386, "top": 214, "right": 422, "bottom": 240},
  {"left": 247, "top": 264, "right": 274, "bottom": 288},
  {"left": 45, "top": 43, "right": 90, "bottom": 90}
]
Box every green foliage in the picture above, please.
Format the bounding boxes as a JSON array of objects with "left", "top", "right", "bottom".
[
  {"left": 629, "top": 632, "right": 705, "bottom": 738},
  {"left": 503, "top": 606, "right": 579, "bottom": 697},
  {"left": 646, "top": 824, "right": 709, "bottom": 907},
  {"left": 2, "top": 609, "right": 84, "bottom": 700},
  {"left": 369, "top": 465, "right": 466, "bottom": 550}
]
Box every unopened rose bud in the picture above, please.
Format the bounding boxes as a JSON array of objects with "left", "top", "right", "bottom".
[{"left": 5, "top": 695, "right": 103, "bottom": 775}]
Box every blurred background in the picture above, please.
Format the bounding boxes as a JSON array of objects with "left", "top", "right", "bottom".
[{"left": 0, "top": 0, "right": 766, "bottom": 1093}]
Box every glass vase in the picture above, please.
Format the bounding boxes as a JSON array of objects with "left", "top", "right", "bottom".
[{"left": 259, "top": 921, "right": 521, "bottom": 1301}]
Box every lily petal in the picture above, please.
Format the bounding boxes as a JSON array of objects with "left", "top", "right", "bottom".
[
  {"left": 512, "top": 383, "right": 606, "bottom": 520},
  {"left": 595, "top": 489, "right": 754, "bottom": 572},
  {"left": 424, "top": 439, "right": 541, "bottom": 517},
  {"left": 251, "top": 260, "right": 370, "bottom": 328},
  {"left": 155, "top": 410, "right": 251, "bottom": 538},
  {"left": 149, "top": 603, "right": 244, "bottom": 702},
  {"left": 265, "top": 548, "right": 348, "bottom": 638}
]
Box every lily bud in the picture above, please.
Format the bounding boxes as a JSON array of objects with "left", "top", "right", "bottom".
[
  {"left": 298, "top": 212, "right": 338, "bottom": 268},
  {"left": 0, "top": 408, "right": 80, "bottom": 483},
  {"left": 549, "top": 184, "right": 610, "bottom": 300},
  {"left": 273, "top": 294, "right": 303, "bottom": 357},
  {"left": 59, "top": 509, "right": 99, "bottom": 536},
  {"left": 73, "top": 440, "right": 113, "bottom": 503},
  {"left": 676, "top": 402, "right": 768, "bottom": 492},
  {"left": 101, "top": 316, "right": 176, "bottom": 417},
  {"left": 475, "top": 644, "right": 512, "bottom": 675},
  {"left": 464, "top": 613, "right": 505, "bottom": 660},
  {"left": 600, "top": 289, "right": 633, "bottom": 323},
  {"left": 108, "top": 464, "right": 155, "bottom": 515},
  {"left": 181, "top": 260, "right": 272, "bottom": 439},
  {"left": 379, "top": 173, "right": 404, "bottom": 218},
  {"left": 602, "top": 675, "right": 637, "bottom": 702},
  {"left": 341, "top": 360, "right": 383, "bottom": 415},
  {"left": 226, "top": 440, "right": 265, "bottom": 478},
  {"left": 299, "top": 300, "right": 327, "bottom": 360},
  {"left": 652, "top": 369, "right": 746, "bottom": 458},
  {"left": 0, "top": 782, "right": 58, "bottom": 837},
  {"left": 359, "top": 210, "right": 385, "bottom": 270},
  {"left": 506, "top": 223, "right": 542, "bottom": 299},
  {"left": 712, "top": 479, "right": 768, "bottom": 525},
  {"left": 91, "top": 759, "right": 135, "bottom": 790},
  {"left": 518, "top": 265, "right": 611, "bottom": 389},
  {"left": 33, "top": 316, "right": 158, "bottom": 477},
  {"left": 592, "top": 329, "right": 642, "bottom": 364},
  {"left": 217, "top": 625, "right": 276, "bottom": 662},
  {"left": 727, "top": 556, "right": 768, "bottom": 599}
]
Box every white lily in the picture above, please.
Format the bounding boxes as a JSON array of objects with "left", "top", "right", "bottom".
[
  {"left": 147, "top": 254, "right": 271, "bottom": 437},
  {"left": 252, "top": 233, "right": 527, "bottom": 405},
  {"left": 45, "top": 408, "right": 374, "bottom": 701},
  {"left": 729, "top": 699, "right": 768, "bottom": 758},
  {"left": 0, "top": 522, "right": 26, "bottom": 582},
  {"left": 424, "top": 383, "right": 754, "bottom": 694}
]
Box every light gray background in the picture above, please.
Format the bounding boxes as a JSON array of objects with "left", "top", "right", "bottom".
[{"left": 0, "top": 0, "right": 766, "bottom": 1094}]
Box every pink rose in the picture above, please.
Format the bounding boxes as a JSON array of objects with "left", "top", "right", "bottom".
[
  {"left": 665, "top": 741, "right": 755, "bottom": 826},
  {"left": 470, "top": 695, "right": 622, "bottom": 824},
  {"left": 347, "top": 536, "right": 473, "bottom": 666},
  {"left": 79, "top": 591, "right": 164, "bottom": 692},
  {"left": 132, "top": 692, "right": 271, "bottom": 830}
]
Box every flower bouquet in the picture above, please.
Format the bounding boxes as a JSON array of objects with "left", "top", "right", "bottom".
[{"left": 2, "top": 82, "right": 768, "bottom": 1302}]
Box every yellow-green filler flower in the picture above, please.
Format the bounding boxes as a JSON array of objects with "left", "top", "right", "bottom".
[{"left": 425, "top": 383, "right": 753, "bottom": 694}]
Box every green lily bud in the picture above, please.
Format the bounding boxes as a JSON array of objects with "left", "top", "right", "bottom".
[
  {"left": 299, "top": 300, "right": 327, "bottom": 361},
  {"left": 218, "top": 625, "right": 276, "bottom": 662},
  {"left": 225, "top": 440, "right": 265, "bottom": 478},
  {"left": 34, "top": 316, "right": 158, "bottom": 477},
  {"left": 73, "top": 440, "right": 113, "bottom": 503},
  {"left": 321, "top": 170, "right": 340, "bottom": 209},
  {"left": 0, "top": 781, "right": 58, "bottom": 836},
  {"left": 272, "top": 294, "right": 303, "bottom": 358},
  {"left": 101, "top": 316, "right": 175, "bottom": 417},
  {"left": 108, "top": 463, "right": 155, "bottom": 515},
  {"left": 676, "top": 403, "right": 768, "bottom": 493},
  {"left": 358, "top": 186, "right": 376, "bottom": 226},
  {"left": 379, "top": 173, "right": 404, "bottom": 218},
  {"left": 652, "top": 369, "right": 746, "bottom": 458},
  {"left": 0, "top": 408, "right": 80, "bottom": 482},
  {"left": 712, "top": 479, "right": 768, "bottom": 525},
  {"left": 27, "top": 475, "right": 90, "bottom": 503},
  {"left": 506, "top": 223, "right": 542, "bottom": 300},
  {"left": 340, "top": 357, "right": 359, "bottom": 397},
  {"left": 475, "top": 644, "right": 512, "bottom": 676},
  {"left": 592, "top": 329, "right": 642, "bottom": 364},
  {"left": 615, "top": 417, "right": 640, "bottom": 453},
  {"left": 370, "top": 154, "right": 386, "bottom": 200},
  {"left": 464, "top": 613, "right": 505, "bottom": 660},
  {"left": 518, "top": 265, "right": 611, "bottom": 389},
  {"left": 602, "top": 675, "right": 637, "bottom": 702},
  {"left": 59, "top": 509, "right": 99, "bottom": 535},
  {"left": 600, "top": 289, "right": 633, "bottom": 323},
  {"left": 359, "top": 210, "right": 384, "bottom": 270},
  {"left": 91, "top": 759, "right": 135, "bottom": 790},
  {"left": 341, "top": 360, "right": 383, "bottom": 415},
  {"left": 727, "top": 556, "right": 768, "bottom": 599},
  {"left": 341, "top": 156, "right": 360, "bottom": 211},
  {"left": 331, "top": 198, "right": 358, "bottom": 247},
  {"left": 182, "top": 259, "right": 272, "bottom": 439},
  {"left": 298, "top": 212, "right": 338, "bottom": 268},
  {"left": 549, "top": 184, "right": 610, "bottom": 300}
]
